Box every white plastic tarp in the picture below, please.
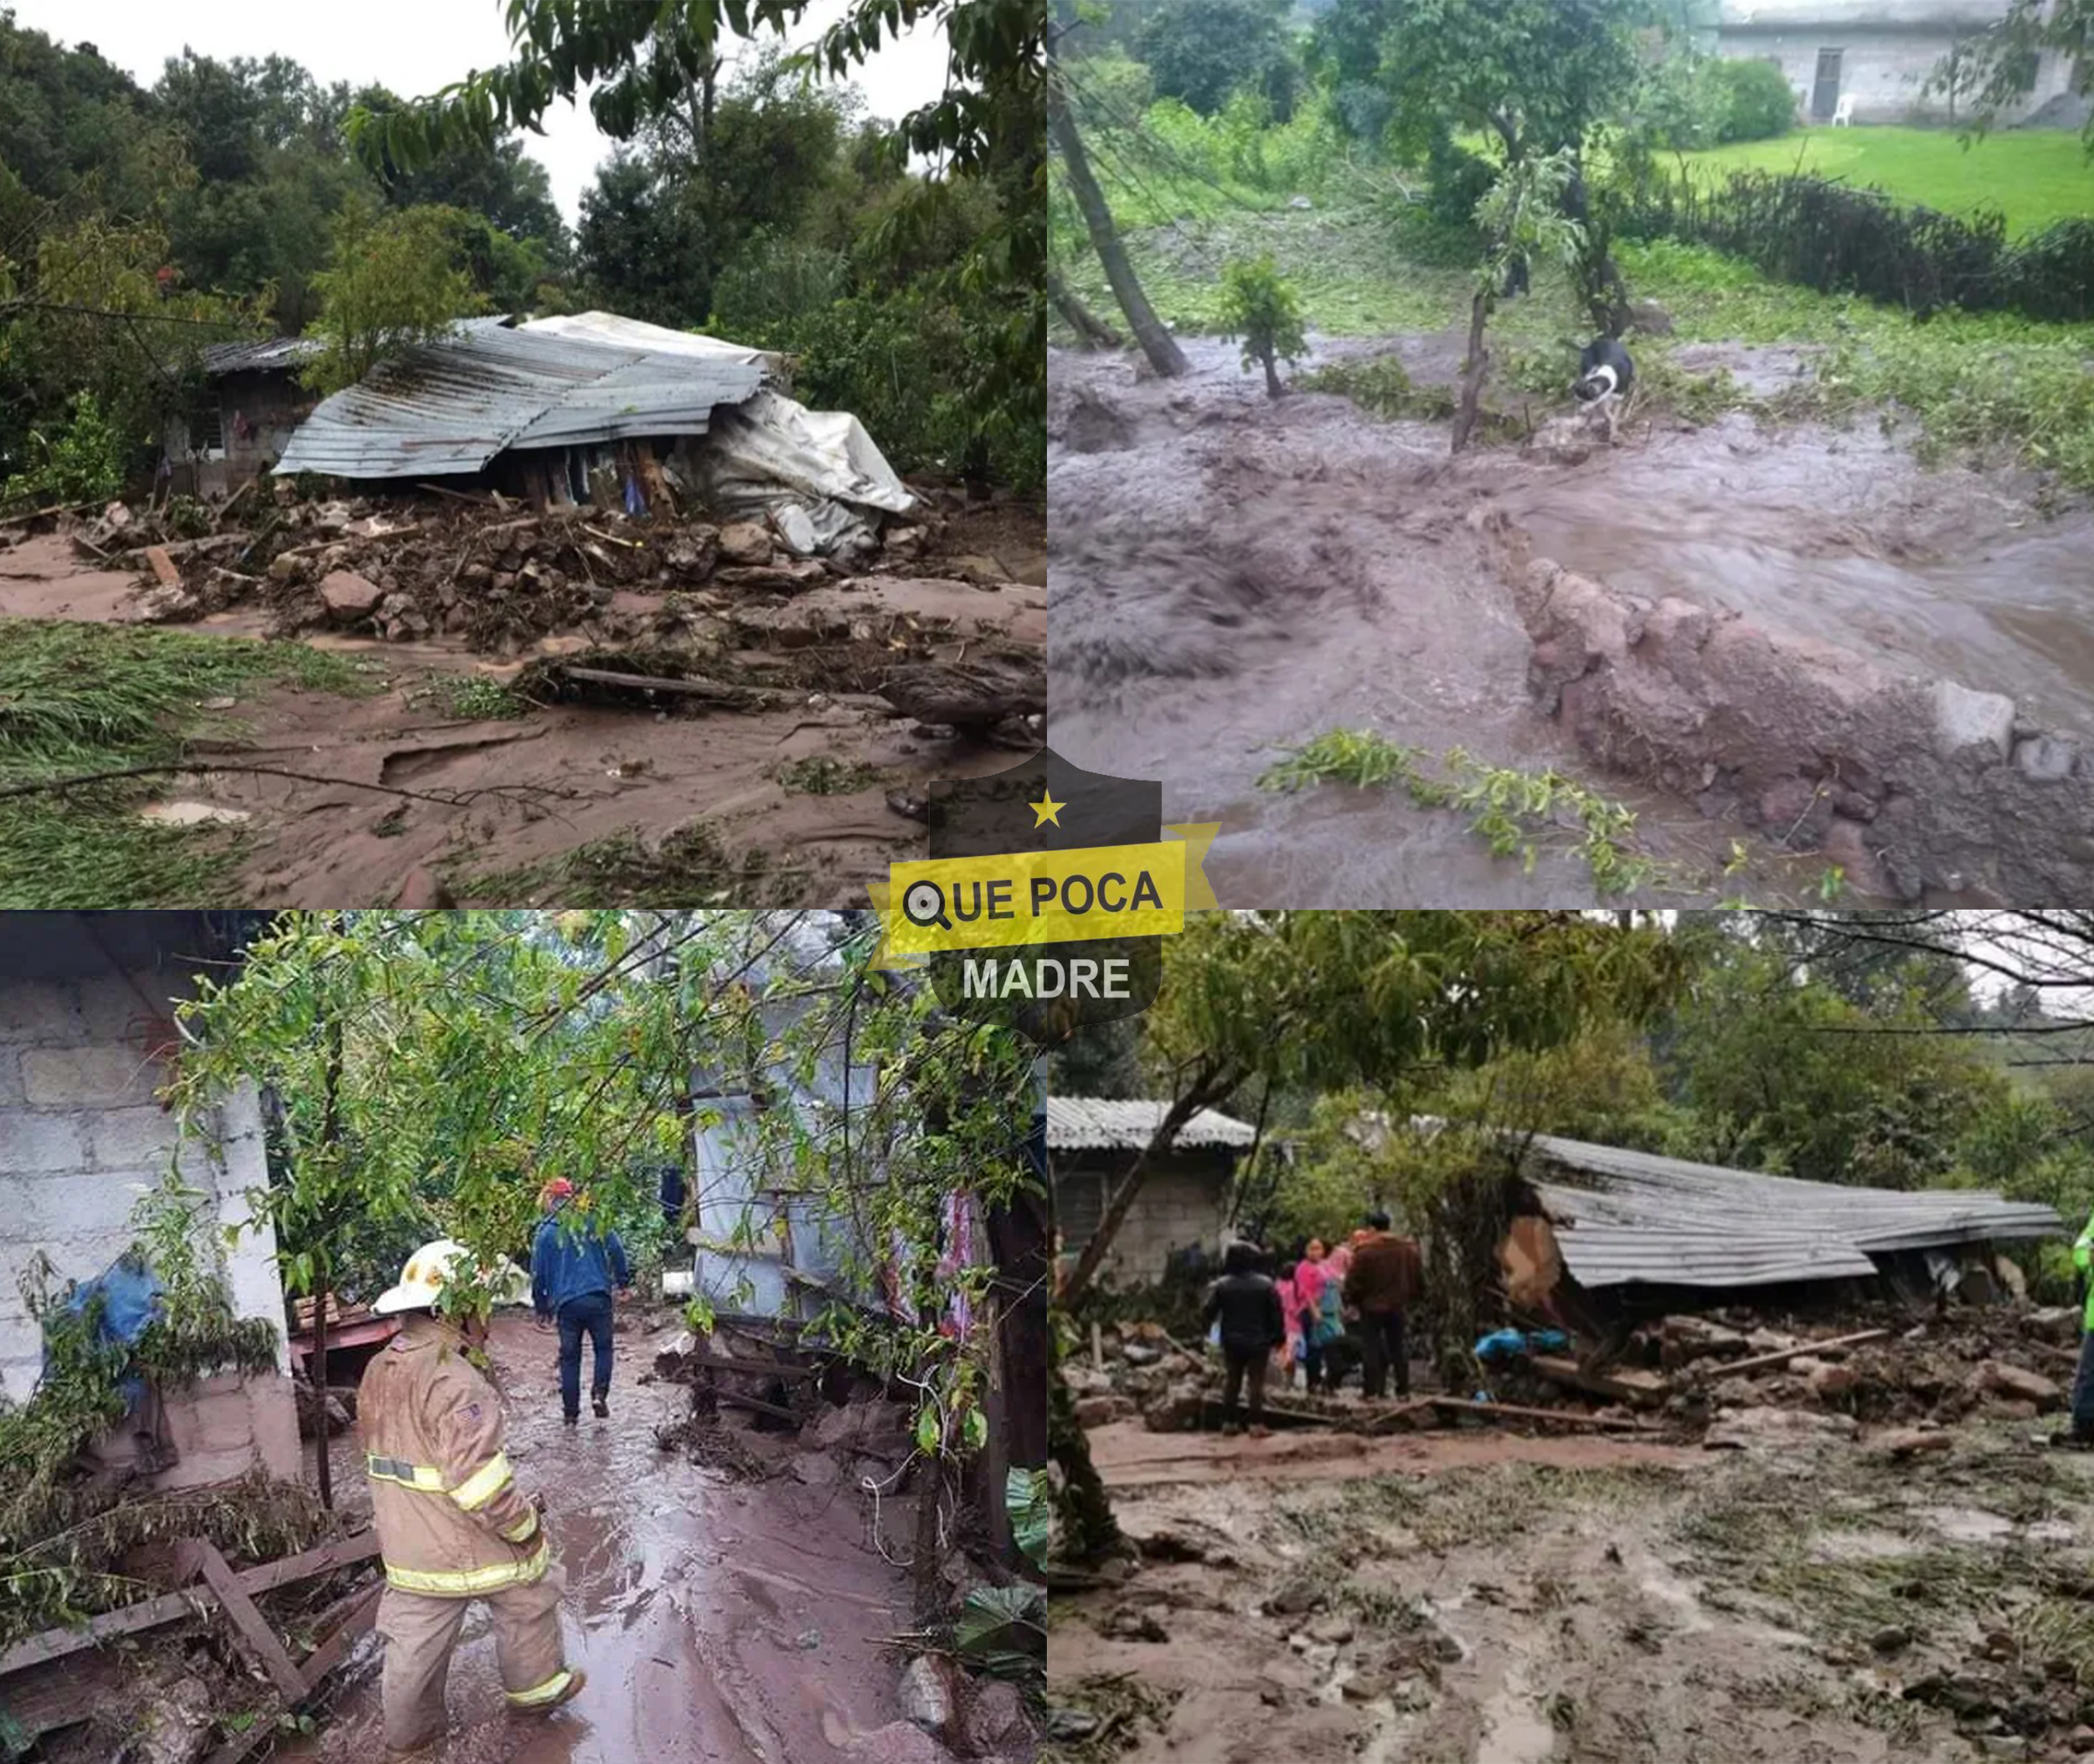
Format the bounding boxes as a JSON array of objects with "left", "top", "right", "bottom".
[{"left": 695, "top": 389, "right": 917, "bottom": 554}]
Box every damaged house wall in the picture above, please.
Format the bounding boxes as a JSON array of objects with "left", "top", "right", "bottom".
[
  {"left": 164, "top": 342, "right": 322, "bottom": 500},
  {"left": 1048, "top": 1097, "right": 1257, "bottom": 1287},
  {"left": 0, "top": 913, "right": 299, "bottom": 1489}
]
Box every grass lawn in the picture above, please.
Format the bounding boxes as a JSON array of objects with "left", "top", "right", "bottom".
[{"left": 1678, "top": 125, "right": 2094, "bottom": 236}]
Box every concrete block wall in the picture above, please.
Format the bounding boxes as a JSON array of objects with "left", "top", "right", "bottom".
[
  {"left": 0, "top": 966, "right": 299, "bottom": 1487},
  {"left": 1101, "top": 1166, "right": 1230, "bottom": 1287},
  {"left": 1721, "top": 33, "right": 2074, "bottom": 124}
]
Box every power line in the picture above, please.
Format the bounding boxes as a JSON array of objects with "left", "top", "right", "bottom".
[{"left": 0, "top": 298, "right": 257, "bottom": 330}]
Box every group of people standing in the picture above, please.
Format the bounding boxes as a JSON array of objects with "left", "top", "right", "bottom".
[{"left": 1201, "top": 1211, "right": 1426, "bottom": 1435}]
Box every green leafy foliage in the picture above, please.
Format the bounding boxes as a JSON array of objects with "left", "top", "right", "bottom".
[
  {"left": 1217, "top": 252, "right": 1307, "bottom": 395},
  {"left": 1, "top": 390, "right": 124, "bottom": 510},
  {"left": 300, "top": 197, "right": 486, "bottom": 395},
  {"left": 1137, "top": 0, "right": 1297, "bottom": 118},
  {"left": 1713, "top": 58, "right": 1798, "bottom": 143}
]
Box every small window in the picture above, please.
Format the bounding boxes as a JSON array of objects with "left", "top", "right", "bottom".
[{"left": 188, "top": 399, "right": 225, "bottom": 459}]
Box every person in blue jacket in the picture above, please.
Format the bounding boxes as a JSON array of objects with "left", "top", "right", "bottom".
[{"left": 531, "top": 1178, "right": 632, "bottom": 1425}]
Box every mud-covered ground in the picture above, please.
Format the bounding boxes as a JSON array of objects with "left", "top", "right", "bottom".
[
  {"left": 1047, "top": 337, "right": 2094, "bottom": 905},
  {"left": 0, "top": 495, "right": 1043, "bottom": 906},
  {"left": 1049, "top": 1414, "right": 2094, "bottom": 1764},
  {"left": 275, "top": 1312, "right": 946, "bottom": 1763}
]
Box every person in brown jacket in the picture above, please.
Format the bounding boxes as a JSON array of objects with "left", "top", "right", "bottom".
[
  {"left": 1341, "top": 1210, "right": 1424, "bottom": 1399},
  {"left": 363, "top": 1239, "right": 585, "bottom": 1756}
]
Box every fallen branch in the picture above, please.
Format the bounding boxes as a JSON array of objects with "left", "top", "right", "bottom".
[
  {"left": 1710, "top": 1329, "right": 1891, "bottom": 1380},
  {"left": 1427, "top": 1396, "right": 1648, "bottom": 1431},
  {"left": 716, "top": 1390, "right": 802, "bottom": 1422},
  {"left": 557, "top": 665, "right": 755, "bottom": 707},
  {"left": 415, "top": 482, "right": 507, "bottom": 508}
]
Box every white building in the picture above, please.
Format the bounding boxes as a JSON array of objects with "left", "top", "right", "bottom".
[{"left": 1713, "top": 0, "right": 2081, "bottom": 126}]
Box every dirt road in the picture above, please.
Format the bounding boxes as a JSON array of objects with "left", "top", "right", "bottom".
[
  {"left": 283, "top": 1313, "right": 922, "bottom": 1763},
  {"left": 1050, "top": 1414, "right": 2094, "bottom": 1764}
]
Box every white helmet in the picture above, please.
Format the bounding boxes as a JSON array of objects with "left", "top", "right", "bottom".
[{"left": 373, "top": 1239, "right": 529, "bottom": 1315}]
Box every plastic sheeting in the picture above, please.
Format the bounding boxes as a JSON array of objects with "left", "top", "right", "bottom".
[
  {"left": 693, "top": 389, "right": 917, "bottom": 555},
  {"left": 44, "top": 1254, "right": 166, "bottom": 1405}
]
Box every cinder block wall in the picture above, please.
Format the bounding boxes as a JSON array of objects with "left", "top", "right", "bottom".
[
  {"left": 0, "top": 968, "right": 298, "bottom": 1488},
  {"left": 1103, "top": 1164, "right": 1230, "bottom": 1286}
]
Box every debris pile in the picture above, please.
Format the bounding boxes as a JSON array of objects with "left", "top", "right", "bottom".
[{"left": 1064, "top": 1299, "right": 2085, "bottom": 1446}]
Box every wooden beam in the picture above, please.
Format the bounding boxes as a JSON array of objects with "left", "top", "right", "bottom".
[
  {"left": 1529, "top": 1355, "right": 1669, "bottom": 1409},
  {"left": 557, "top": 666, "right": 752, "bottom": 706},
  {"left": 0, "top": 1531, "right": 379, "bottom": 1680},
  {"left": 717, "top": 1390, "right": 802, "bottom": 1422},
  {"left": 1428, "top": 1396, "right": 1648, "bottom": 1431},
  {"left": 1709, "top": 1329, "right": 1891, "bottom": 1380},
  {"left": 180, "top": 1541, "right": 306, "bottom": 1701},
  {"left": 297, "top": 1581, "right": 383, "bottom": 1691}
]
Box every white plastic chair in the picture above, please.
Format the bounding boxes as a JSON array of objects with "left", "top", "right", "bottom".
[{"left": 1831, "top": 93, "right": 1855, "bottom": 126}]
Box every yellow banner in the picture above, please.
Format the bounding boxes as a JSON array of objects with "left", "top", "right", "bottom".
[{"left": 870, "top": 824, "right": 1219, "bottom": 965}]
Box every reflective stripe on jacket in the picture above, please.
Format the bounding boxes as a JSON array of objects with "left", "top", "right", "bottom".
[
  {"left": 358, "top": 1313, "right": 548, "bottom": 1596},
  {"left": 2077, "top": 1210, "right": 2094, "bottom": 1330}
]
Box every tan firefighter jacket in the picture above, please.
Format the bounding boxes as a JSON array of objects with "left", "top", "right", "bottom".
[{"left": 357, "top": 1313, "right": 547, "bottom": 1596}]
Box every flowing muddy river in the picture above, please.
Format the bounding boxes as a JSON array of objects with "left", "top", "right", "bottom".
[{"left": 1047, "top": 339, "right": 2094, "bottom": 905}]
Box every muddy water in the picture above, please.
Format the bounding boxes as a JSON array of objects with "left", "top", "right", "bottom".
[
  {"left": 1498, "top": 414, "right": 2094, "bottom": 737},
  {"left": 1049, "top": 339, "right": 2094, "bottom": 904},
  {"left": 281, "top": 1315, "right": 911, "bottom": 1762}
]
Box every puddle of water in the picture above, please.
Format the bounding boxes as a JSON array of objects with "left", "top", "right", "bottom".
[
  {"left": 137, "top": 800, "right": 250, "bottom": 826},
  {"left": 1477, "top": 1659, "right": 1558, "bottom": 1764}
]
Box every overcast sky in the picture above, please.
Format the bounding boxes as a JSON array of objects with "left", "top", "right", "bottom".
[{"left": 11, "top": 0, "right": 950, "bottom": 223}]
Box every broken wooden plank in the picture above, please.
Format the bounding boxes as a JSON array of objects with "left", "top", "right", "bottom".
[
  {"left": 692, "top": 1353, "right": 819, "bottom": 1380},
  {"left": 1427, "top": 1395, "right": 1648, "bottom": 1431},
  {"left": 0, "top": 1650, "right": 128, "bottom": 1747},
  {"left": 558, "top": 666, "right": 752, "bottom": 706},
  {"left": 415, "top": 482, "right": 503, "bottom": 508},
  {"left": 1359, "top": 1398, "right": 1442, "bottom": 1435},
  {"left": 0, "top": 1589, "right": 207, "bottom": 1677},
  {"left": 180, "top": 1540, "right": 307, "bottom": 1701},
  {"left": 1529, "top": 1354, "right": 1669, "bottom": 1410},
  {"left": 1712, "top": 1329, "right": 1891, "bottom": 1380},
  {"left": 716, "top": 1390, "right": 802, "bottom": 1422},
  {"left": 296, "top": 1581, "right": 383, "bottom": 1691}
]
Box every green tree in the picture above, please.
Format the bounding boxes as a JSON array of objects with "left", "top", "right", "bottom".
[
  {"left": 1452, "top": 149, "right": 1585, "bottom": 452},
  {"left": 1930, "top": 0, "right": 2094, "bottom": 147},
  {"left": 299, "top": 197, "right": 484, "bottom": 395},
  {"left": 1137, "top": 0, "right": 1295, "bottom": 116},
  {"left": 1219, "top": 253, "right": 1307, "bottom": 397},
  {"left": 1062, "top": 909, "right": 1688, "bottom": 1302}
]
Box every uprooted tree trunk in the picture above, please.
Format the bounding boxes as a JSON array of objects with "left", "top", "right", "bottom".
[
  {"left": 1048, "top": 60, "right": 1187, "bottom": 379},
  {"left": 1048, "top": 270, "right": 1124, "bottom": 350},
  {"left": 1451, "top": 286, "right": 1493, "bottom": 456}
]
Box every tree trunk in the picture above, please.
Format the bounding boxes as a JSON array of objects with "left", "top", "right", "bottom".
[
  {"left": 1451, "top": 287, "right": 1493, "bottom": 455},
  {"left": 1049, "top": 1369, "right": 1122, "bottom": 1565},
  {"left": 312, "top": 1279, "right": 333, "bottom": 1511},
  {"left": 1047, "top": 270, "right": 1124, "bottom": 349},
  {"left": 1048, "top": 79, "right": 1187, "bottom": 378},
  {"left": 1063, "top": 1074, "right": 1230, "bottom": 1305},
  {"left": 1261, "top": 346, "right": 1283, "bottom": 399}
]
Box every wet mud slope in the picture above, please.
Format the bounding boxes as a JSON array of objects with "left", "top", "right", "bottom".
[
  {"left": 277, "top": 1314, "right": 935, "bottom": 1764},
  {"left": 1047, "top": 340, "right": 2094, "bottom": 904},
  {"left": 1050, "top": 1416, "right": 2094, "bottom": 1764}
]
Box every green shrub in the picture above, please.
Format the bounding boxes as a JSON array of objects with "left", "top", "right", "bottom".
[
  {"left": 1715, "top": 58, "right": 1799, "bottom": 142},
  {"left": 1219, "top": 252, "right": 1307, "bottom": 395},
  {"left": 709, "top": 231, "right": 849, "bottom": 338},
  {"left": 1425, "top": 134, "right": 1499, "bottom": 228},
  {"left": 1, "top": 390, "right": 124, "bottom": 511},
  {"left": 1071, "top": 49, "right": 1156, "bottom": 126}
]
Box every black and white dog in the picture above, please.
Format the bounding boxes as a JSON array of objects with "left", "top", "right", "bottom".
[{"left": 1572, "top": 336, "right": 1634, "bottom": 444}]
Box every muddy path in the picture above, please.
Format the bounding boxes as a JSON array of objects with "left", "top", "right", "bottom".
[
  {"left": 1047, "top": 338, "right": 2094, "bottom": 905},
  {"left": 281, "top": 1312, "right": 921, "bottom": 1763},
  {"left": 1, "top": 516, "right": 1044, "bottom": 906},
  {"left": 1049, "top": 1413, "right": 2094, "bottom": 1764}
]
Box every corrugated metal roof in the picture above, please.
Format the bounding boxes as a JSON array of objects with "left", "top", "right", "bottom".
[
  {"left": 518, "top": 311, "right": 772, "bottom": 369},
  {"left": 202, "top": 337, "right": 323, "bottom": 375},
  {"left": 1524, "top": 1132, "right": 2064, "bottom": 1292},
  {"left": 276, "top": 323, "right": 764, "bottom": 479},
  {"left": 1047, "top": 1096, "right": 1258, "bottom": 1153}
]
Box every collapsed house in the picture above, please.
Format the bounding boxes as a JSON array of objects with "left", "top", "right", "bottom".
[
  {"left": 169, "top": 311, "right": 915, "bottom": 556},
  {"left": 0, "top": 910, "right": 298, "bottom": 1486},
  {"left": 1496, "top": 1131, "right": 2066, "bottom": 1330},
  {"left": 1047, "top": 1096, "right": 1260, "bottom": 1287}
]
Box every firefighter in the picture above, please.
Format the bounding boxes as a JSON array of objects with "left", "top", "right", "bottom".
[{"left": 362, "top": 1239, "right": 586, "bottom": 1755}]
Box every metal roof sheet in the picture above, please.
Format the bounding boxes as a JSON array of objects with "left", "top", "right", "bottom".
[
  {"left": 1047, "top": 1096, "right": 1258, "bottom": 1153},
  {"left": 275, "top": 322, "right": 764, "bottom": 479},
  {"left": 202, "top": 336, "right": 323, "bottom": 375},
  {"left": 1524, "top": 1132, "right": 2064, "bottom": 1292},
  {"left": 518, "top": 311, "right": 771, "bottom": 369}
]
